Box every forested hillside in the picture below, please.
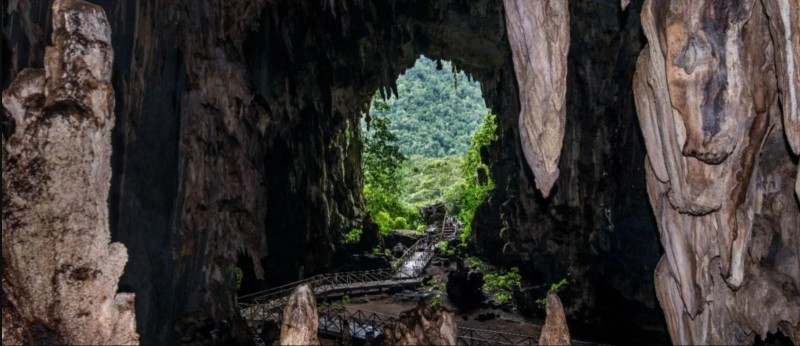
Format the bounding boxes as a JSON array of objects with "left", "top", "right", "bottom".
[
  {"left": 369, "top": 56, "right": 490, "bottom": 157},
  {"left": 360, "top": 56, "right": 495, "bottom": 238}
]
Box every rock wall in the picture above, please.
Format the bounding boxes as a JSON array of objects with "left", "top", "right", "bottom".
[
  {"left": 2, "top": 0, "right": 669, "bottom": 343},
  {"left": 1, "top": 0, "right": 137, "bottom": 344},
  {"left": 3, "top": 0, "right": 268, "bottom": 343},
  {"left": 633, "top": 0, "right": 800, "bottom": 343},
  {"left": 472, "top": 0, "right": 666, "bottom": 342}
]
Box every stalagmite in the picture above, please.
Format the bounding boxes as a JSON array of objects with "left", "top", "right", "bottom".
[
  {"left": 1, "top": 0, "right": 137, "bottom": 344},
  {"left": 503, "top": 0, "right": 569, "bottom": 197},
  {"left": 538, "top": 292, "right": 571, "bottom": 346},
  {"left": 279, "top": 285, "right": 319, "bottom": 345},
  {"left": 633, "top": 0, "right": 800, "bottom": 343},
  {"left": 383, "top": 302, "right": 457, "bottom": 345}
]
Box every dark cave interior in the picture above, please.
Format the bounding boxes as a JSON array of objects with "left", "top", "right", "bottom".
[{"left": 4, "top": 0, "right": 798, "bottom": 345}]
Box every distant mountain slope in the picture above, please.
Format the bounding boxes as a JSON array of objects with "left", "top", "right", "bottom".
[{"left": 369, "top": 56, "right": 490, "bottom": 157}]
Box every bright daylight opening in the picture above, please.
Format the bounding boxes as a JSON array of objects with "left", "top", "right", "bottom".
[{"left": 357, "top": 55, "right": 496, "bottom": 245}]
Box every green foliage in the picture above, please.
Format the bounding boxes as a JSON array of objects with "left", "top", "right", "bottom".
[
  {"left": 483, "top": 267, "right": 522, "bottom": 304},
  {"left": 458, "top": 114, "right": 498, "bottom": 243},
  {"left": 320, "top": 295, "right": 352, "bottom": 311},
  {"left": 392, "top": 216, "right": 408, "bottom": 230},
  {"left": 373, "top": 211, "right": 394, "bottom": 235},
  {"left": 436, "top": 240, "right": 457, "bottom": 257},
  {"left": 399, "top": 155, "right": 464, "bottom": 212},
  {"left": 535, "top": 272, "right": 573, "bottom": 307},
  {"left": 343, "top": 228, "right": 362, "bottom": 244},
  {"left": 363, "top": 115, "right": 406, "bottom": 218},
  {"left": 424, "top": 277, "right": 447, "bottom": 307},
  {"left": 361, "top": 57, "right": 496, "bottom": 244},
  {"left": 465, "top": 257, "right": 486, "bottom": 272},
  {"left": 370, "top": 56, "right": 490, "bottom": 157}
]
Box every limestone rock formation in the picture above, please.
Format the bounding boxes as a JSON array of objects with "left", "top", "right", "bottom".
[
  {"left": 503, "top": 0, "right": 570, "bottom": 197},
  {"left": 382, "top": 302, "right": 457, "bottom": 345},
  {"left": 0, "top": 0, "right": 741, "bottom": 343},
  {"left": 633, "top": 0, "right": 800, "bottom": 343},
  {"left": 539, "top": 292, "right": 571, "bottom": 346},
  {"left": 279, "top": 285, "right": 319, "bottom": 346},
  {"left": 474, "top": 2, "right": 667, "bottom": 341},
  {"left": 1, "top": 0, "right": 137, "bottom": 344}
]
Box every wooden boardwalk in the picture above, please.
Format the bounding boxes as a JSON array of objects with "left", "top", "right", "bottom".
[
  {"left": 237, "top": 220, "right": 598, "bottom": 345},
  {"left": 239, "top": 228, "right": 450, "bottom": 322}
]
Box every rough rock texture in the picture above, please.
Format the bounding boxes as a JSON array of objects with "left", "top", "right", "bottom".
[
  {"left": 1, "top": 0, "right": 137, "bottom": 344},
  {"left": 3, "top": 0, "right": 268, "bottom": 343},
  {"left": 473, "top": 1, "right": 667, "bottom": 342},
  {"left": 633, "top": 0, "right": 800, "bottom": 343},
  {"left": 279, "top": 285, "right": 319, "bottom": 346},
  {"left": 383, "top": 302, "right": 457, "bottom": 345},
  {"left": 446, "top": 268, "right": 484, "bottom": 310},
  {"left": 539, "top": 292, "right": 571, "bottom": 346},
  {"left": 3, "top": 0, "right": 665, "bottom": 344},
  {"left": 503, "top": 0, "right": 569, "bottom": 196}
]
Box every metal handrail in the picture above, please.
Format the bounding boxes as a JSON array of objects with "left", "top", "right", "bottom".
[
  {"left": 240, "top": 225, "right": 462, "bottom": 325},
  {"left": 314, "top": 307, "right": 541, "bottom": 345}
]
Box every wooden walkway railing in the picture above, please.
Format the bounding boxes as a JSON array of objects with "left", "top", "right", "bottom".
[
  {"left": 314, "top": 307, "right": 541, "bottom": 345},
  {"left": 239, "top": 225, "right": 456, "bottom": 322}
]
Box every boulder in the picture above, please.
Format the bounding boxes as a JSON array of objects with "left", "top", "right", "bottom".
[
  {"left": 446, "top": 268, "right": 485, "bottom": 310},
  {"left": 419, "top": 202, "right": 447, "bottom": 227}
]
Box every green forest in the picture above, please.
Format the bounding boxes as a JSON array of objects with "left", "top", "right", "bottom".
[
  {"left": 369, "top": 56, "right": 490, "bottom": 157},
  {"left": 360, "top": 56, "right": 496, "bottom": 243}
]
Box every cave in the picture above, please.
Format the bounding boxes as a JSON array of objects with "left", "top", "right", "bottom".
[{"left": 2, "top": 0, "right": 799, "bottom": 345}]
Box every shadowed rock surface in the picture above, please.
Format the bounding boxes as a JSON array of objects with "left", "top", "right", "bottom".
[{"left": 2, "top": 0, "right": 798, "bottom": 344}]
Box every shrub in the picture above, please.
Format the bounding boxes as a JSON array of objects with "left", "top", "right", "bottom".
[
  {"left": 483, "top": 267, "right": 522, "bottom": 304},
  {"left": 343, "top": 228, "right": 362, "bottom": 244},
  {"left": 535, "top": 272, "right": 572, "bottom": 307},
  {"left": 392, "top": 216, "right": 408, "bottom": 230},
  {"left": 374, "top": 211, "right": 393, "bottom": 234}
]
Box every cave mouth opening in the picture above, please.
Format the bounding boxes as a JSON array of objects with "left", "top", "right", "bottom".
[
  {"left": 235, "top": 0, "right": 519, "bottom": 300},
  {"left": 358, "top": 55, "right": 494, "bottom": 242}
]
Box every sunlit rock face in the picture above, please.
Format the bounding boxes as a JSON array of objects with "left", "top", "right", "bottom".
[
  {"left": 634, "top": 0, "right": 800, "bottom": 343},
  {"left": 1, "top": 1, "right": 137, "bottom": 344},
  {"left": 279, "top": 285, "right": 319, "bottom": 346}
]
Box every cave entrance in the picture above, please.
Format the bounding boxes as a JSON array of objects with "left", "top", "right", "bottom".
[
  {"left": 357, "top": 55, "right": 494, "bottom": 243},
  {"left": 235, "top": 0, "right": 520, "bottom": 298}
]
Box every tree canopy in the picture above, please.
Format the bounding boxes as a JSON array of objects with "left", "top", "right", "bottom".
[
  {"left": 369, "top": 56, "right": 490, "bottom": 157},
  {"left": 359, "top": 56, "right": 496, "bottom": 240}
]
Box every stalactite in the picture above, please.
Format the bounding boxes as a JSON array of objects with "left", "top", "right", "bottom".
[
  {"left": 502, "top": 0, "right": 569, "bottom": 197},
  {"left": 633, "top": 0, "right": 800, "bottom": 343},
  {"left": 1, "top": 1, "right": 137, "bottom": 344}
]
